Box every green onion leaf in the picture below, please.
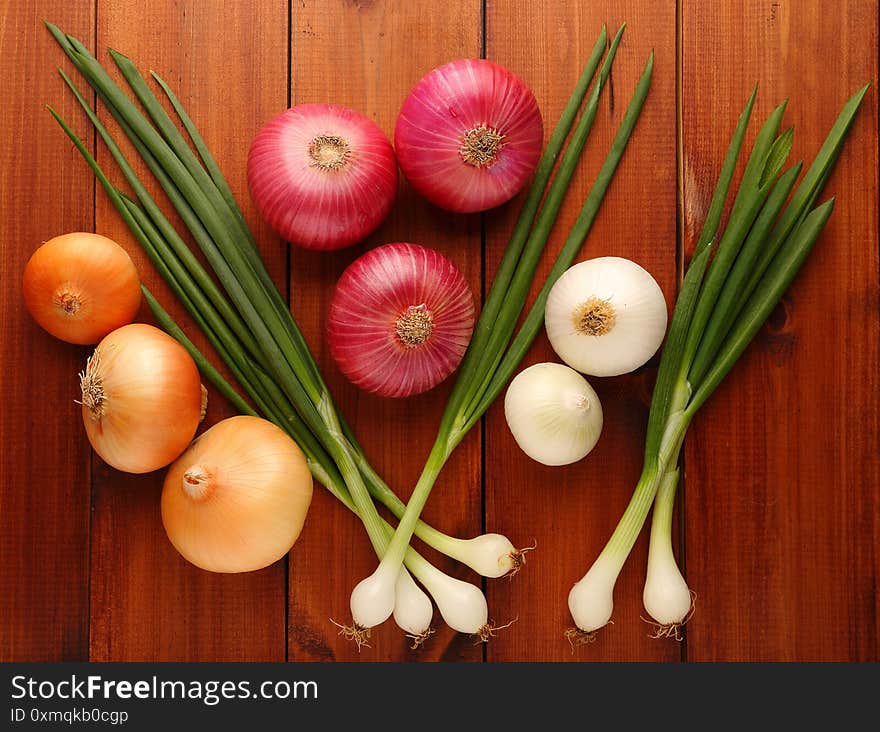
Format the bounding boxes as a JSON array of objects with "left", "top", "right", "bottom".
[{"left": 687, "top": 198, "right": 836, "bottom": 415}]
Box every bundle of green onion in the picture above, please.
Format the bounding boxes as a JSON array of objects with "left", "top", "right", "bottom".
[
  {"left": 350, "top": 25, "right": 654, "bottom": 630},
  {"left": 567, "top": 82, "right": 869, "bottom": 641},
  {"left": 46, "top": 21, "right": 650, "bottom": 643}
]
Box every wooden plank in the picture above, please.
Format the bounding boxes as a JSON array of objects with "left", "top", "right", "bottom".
[
  {"left": 484, "top": 1, "right": 680, "bottom": 661},
  {"left": 681, "top": 0, "right": 879, "bottom": 661},
  {"left": 88, "top": 0, "right": 289, "bottom": 661},
  {"left": 287, "top": 0, "right": 484, "bottom": 661},
  {"left": 0, "top": 0, "right": 93, "bottom": 662}
]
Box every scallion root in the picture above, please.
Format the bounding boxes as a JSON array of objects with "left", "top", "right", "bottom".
[
  {"left": 564, "top": 618, "right": 616, "bottom": 652},
  {"left": 406, "top": 627, "right": 435, "bottom": 651},
  {"left": 505, "top": 540, "right": 537, "bottom": 579},
  {"left": 564, "top": 626, "right": 599, "bottom": 651},
  {"left": 641, "top": 590, "right": 696, "bottom": 641},
  {"left": 473, "top": 618, "right": 518, "bottom": 644},
  {"left": 331, "top": 619, "right": 371, "bottom": 651}
]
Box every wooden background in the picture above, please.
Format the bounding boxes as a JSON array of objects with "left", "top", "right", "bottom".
[{"left": 1, "top": 0, "right": 877, "bottom": 662}]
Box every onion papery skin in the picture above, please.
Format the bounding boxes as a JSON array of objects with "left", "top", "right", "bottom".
[
  {"left": 545, "top": 257, "right": 668, "bottom": 377},
  {"left": 81, "top": 323, "right": 202, "bottom": 474},
  {"left": 161, "top": 416, "right": 313, "bottom": 574},
  {"left": 22, "top": 232, "right": 141, "bottom": 345},
  {"left": 394, "top": 59, "right": 543, "bottom": 213},
  {"left": 504, "top": 362, "right": 603, "bottom": 466},
  {"left": 328, "top": 242, "right": 475, "bottom": 398},
  {"left": 247, "top": 104, "right": 398, "bottom": 250}
]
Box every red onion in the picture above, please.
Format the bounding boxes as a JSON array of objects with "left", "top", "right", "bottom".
[
  {"left": 328, "top": 243, "right": 475, "bottom": 398},
  {"left": 394, "top": 59, "right": 543, "bottom": 213},
  {"left": 247, "top": 104, "right": 398, "bottom": 250}
]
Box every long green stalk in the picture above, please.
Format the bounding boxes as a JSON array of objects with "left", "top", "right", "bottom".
[
  {"left": 470, "top": 52, "right": 655, "bottom": 428},
  {"left": 642, "top": 87, "right": 758, "bottom": 459},
  {"left": 48, "top": 24, "right": 400, "bottom": 566},
  {"left": 676, "top": 105, "right": 792, "bottom": 394},
  {"left": 439, "top": 24, "right": 611, "bottom": 427},
  {"left": 447, "top": 25, "right": 625, "bottom": 431},
  {"left": 686, "top": 198, "right": 835, "bottom": 415},
  {"left": 378, "top": 50, "right": 654, "bottom": 573},
  {"left": 685, "top": 160, "right": 802, "bottom": 387}
]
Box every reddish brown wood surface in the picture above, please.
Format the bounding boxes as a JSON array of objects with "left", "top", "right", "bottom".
[
  {"left": 0, "top": 0, "right": 877, "bottom": 662},
  {"left": 0, "top": 0, "right": 93, "bottom": 662},
  {"left": 89, "top": 0, "right": 289, "bottom": 661},
  {"left": 681, "top": 0, "right": 880, "bottom": 661}
]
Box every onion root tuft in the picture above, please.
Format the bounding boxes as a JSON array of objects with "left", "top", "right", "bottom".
[
  {"left": 564, "top": 626, "right": 598, "bottom": 651},
  {"left": 331, "top": 619, "right": 371, "bottom": 652},
  {"left": 78, "top": 350, "right": 106, "bottom": 420},
  {"left": 505, "top": 540, "right": 538, "bottom": 579},
  {"left": 473, "top": 617, "right": 517, "bottom": 644},
  {"left": 406, "top": 627, "right": 435, "bottom": 651}
]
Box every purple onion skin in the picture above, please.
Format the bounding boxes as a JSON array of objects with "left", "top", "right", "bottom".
[
  {"left": 394, "top": 59, "right": 543, "bottom": 214},
  {"left": 248, "top": 104, "right": 398, "bottom": 250},
  {"left": 328, "top": 242, "right": 475, "bottom": 398}
]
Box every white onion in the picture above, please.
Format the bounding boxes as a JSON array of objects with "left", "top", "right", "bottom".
[
  {"left": 445, "top": 533, "right": 519, "bottom": 578},
  {"left": 545, "top": 257, "right": 668, "bottom": 377},
  {"left": 568, "top": 559, "right": 617, "bottom": 633},
  {"left": 643, "top": 469, "right": 693, "bottom": 633},
  {"left": 504, "top": 362, "right": 603, "bottom": 466}
]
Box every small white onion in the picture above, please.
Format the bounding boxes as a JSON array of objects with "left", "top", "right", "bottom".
[
  {"left": 350, "top": 563, "right": 398, "bottom": 630},
  {"left": 568, "top": 560, "right": 617, "bottom": 633},
  {"left": 447, "top": 533, "right": 518, "bottom": 578},
  {"left": 545, "top": 256, "right": 668, "bottom": 377},
  {"left": 643, "top": 554, "right": 692, "bottom": 627},
  {"left": 504, "top": 362, "right": 603, "bottom": 466},
  {"left": 393, "top": 568, "right": 434, "bottom": 640},
  {"left": 415, "top": 563, "right": 488, "bottom": 635}
]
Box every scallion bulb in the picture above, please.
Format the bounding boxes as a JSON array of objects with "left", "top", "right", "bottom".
[{"left": 393, "top": 568, "right": 434, "bottom": 646}]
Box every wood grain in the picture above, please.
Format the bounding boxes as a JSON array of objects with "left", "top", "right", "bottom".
[
  {"left": 286, "top": 0, "right": 484, "bottom": 662},
  {"left": 2, "top": 0, "right": 878, "bottom": 662},
  {"left": 89, "top": 0, "right": 289, "bottom": 661},
  {"left": 484, "top": 0, "right": 680, "bottom": 661},
  {"left": 0, "top": 0, "right": 93, "bottom": 662},
  {"left": 680, "top": 0, "right": 879, "bottom": 661}
]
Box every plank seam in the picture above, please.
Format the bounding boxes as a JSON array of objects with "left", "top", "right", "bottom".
[
  {"left": 86, "top": 0, "right": 98, "bottom": 663},
  {"left": 675, "top": 0, "right": 688, "bottom": 665},
  {"left": 479, "top": 0, "right": 487, "bottom": 666},
  {"left": 284, "top": 0, "right": 293, "bottom": 664}
]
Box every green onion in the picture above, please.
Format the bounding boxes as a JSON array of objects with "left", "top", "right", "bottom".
[
  {"left": 357, "top": 32, "right": 654, "bottom": 614},
  {"left": 567, "top": 83, "right": 868, "bottom": 640}
]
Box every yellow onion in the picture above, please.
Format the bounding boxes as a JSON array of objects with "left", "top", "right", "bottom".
[
  {"left": 22, "top": 232, "right": 141, "bottom": 344},
  {"left": 80, "top": 323, "right": 203, "bottom": 473},
  {"left": 161, "top": 416, "right": 313, "bottom": 573}
]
